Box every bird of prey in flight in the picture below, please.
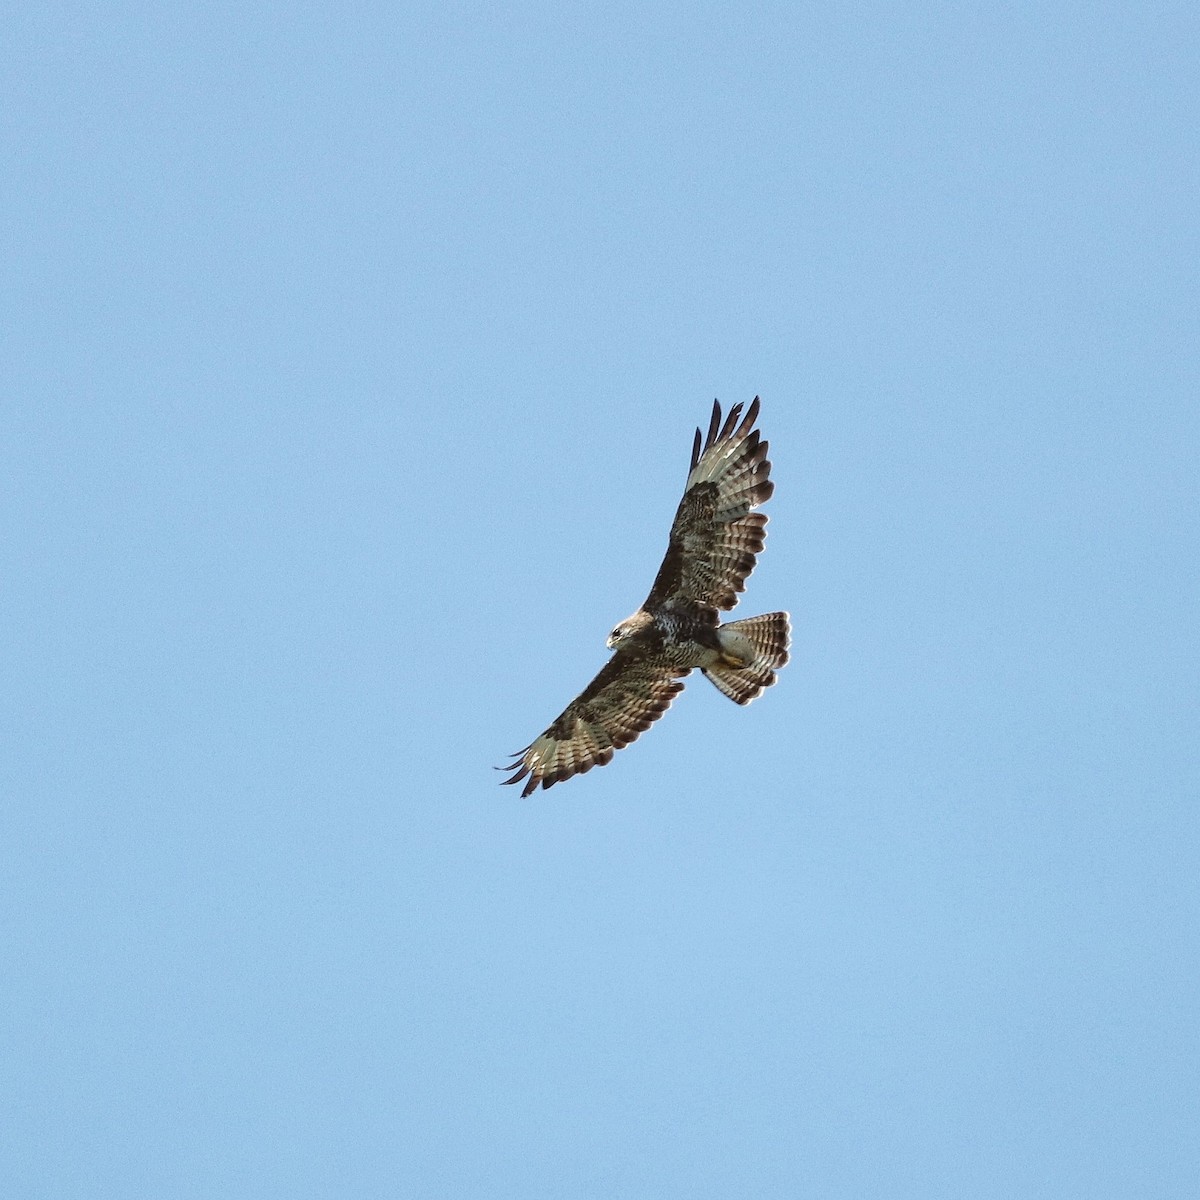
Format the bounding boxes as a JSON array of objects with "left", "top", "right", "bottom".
[{"left": 500, "top": 397, "right": 789, "bottom": 796}]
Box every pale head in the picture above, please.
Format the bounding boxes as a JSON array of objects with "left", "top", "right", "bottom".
[{"left": 606, "top": 609, "right": 652, "bottom": 650}]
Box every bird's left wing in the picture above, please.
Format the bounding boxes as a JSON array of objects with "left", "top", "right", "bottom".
[
  {"left": 499, "top": 655, "right": 688, "bottom": 797},
  {"left": 643, "top": 397, "right": 774, "bottom": 613}
]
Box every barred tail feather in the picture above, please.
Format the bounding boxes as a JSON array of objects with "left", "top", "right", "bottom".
[
  {"left": 703, "top": 661, "right": 777, "bottom": 704},
  {"left": 721, "top": 611, "right": 791, "bottom": 668},
  {"left": 702, "top": 611, "right": 791, "bottom": 705}
]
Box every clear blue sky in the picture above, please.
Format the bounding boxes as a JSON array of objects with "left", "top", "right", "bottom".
[{"left": 4, "top": 3, "right": 1197, "bottom": 1197}]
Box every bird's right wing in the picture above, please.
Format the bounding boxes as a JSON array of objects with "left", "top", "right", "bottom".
[{"left": 499, "top": 655, "right": 688, "bottom": 797}]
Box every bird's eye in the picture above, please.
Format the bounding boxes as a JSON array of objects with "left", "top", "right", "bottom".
[{"left": 610, "top": 629, "right": 620, "bottom": 640}]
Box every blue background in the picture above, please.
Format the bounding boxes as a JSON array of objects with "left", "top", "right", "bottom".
[{"left": 5, "top": 3, "right": 1197, "bottom": 1196}]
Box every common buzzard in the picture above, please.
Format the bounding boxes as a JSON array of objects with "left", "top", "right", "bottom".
[{"left": 500, "top": 398, "right": 789, "bottom": 796}]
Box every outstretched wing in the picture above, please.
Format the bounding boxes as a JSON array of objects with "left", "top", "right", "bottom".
[
  {"left": 499, "top": 655, "right": 688, "bottom": 797},
  {"left": 644, "top": 397, "right": 774, "bottom": 613}
]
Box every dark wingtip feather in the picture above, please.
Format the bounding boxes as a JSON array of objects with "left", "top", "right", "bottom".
[
  {"left": 690, "top": 426, "right": 702, "bottom": 472},
  {"left": 720, "top": 402, "right": 744, "bottom": 440},
  {"left": 738, "top": 396, "right": 761, "bottom": 436},
  {"left": 705, "top": 400, "right": 722, "bottom": 451}
]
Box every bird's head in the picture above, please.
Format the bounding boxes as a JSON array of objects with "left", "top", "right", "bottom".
[{"left": 606, "top": 609, "right": 651, "bottom": 650}]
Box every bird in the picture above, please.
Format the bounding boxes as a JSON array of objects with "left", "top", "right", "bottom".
[{"left": 499, "top": 397, "right": 789, "bottom": 797}]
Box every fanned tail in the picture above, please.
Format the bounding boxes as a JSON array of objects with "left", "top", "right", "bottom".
[{"left": 702, "top": 611, "right": 791, "bottom": 705}]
